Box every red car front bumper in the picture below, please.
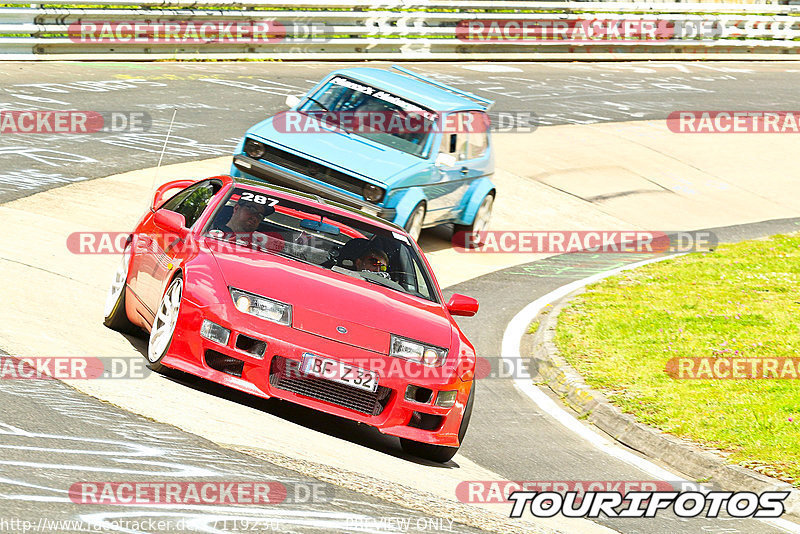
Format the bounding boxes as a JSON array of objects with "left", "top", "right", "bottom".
[{"left": 159, "top": 296, "right": 473, "bottom": 447}]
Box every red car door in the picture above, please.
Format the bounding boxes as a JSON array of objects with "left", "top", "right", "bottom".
[
  {"left": 127, "top": 210, "right": 160, "bottom": 324},
  {"left": 132, "top": 180, "right": 221, "bottom": 325}
]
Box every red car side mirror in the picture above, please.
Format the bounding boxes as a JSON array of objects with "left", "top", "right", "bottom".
[
  {"left": 446, "top": 294, "right": 478, "bottom": 317},
  {"left": 151, "top": 179, "right": 197, "bottom": 211},
  {"left": 154, "top": 209, "right": 187, "bottom": 234}
]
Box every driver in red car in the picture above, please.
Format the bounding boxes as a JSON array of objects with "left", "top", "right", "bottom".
[{"left": 218, "top": 198, "right": 269, "bottom": 234}]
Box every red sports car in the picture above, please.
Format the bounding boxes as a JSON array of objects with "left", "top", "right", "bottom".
[{"left": 103, "top": 175, "right": 479, "bottom": 462}]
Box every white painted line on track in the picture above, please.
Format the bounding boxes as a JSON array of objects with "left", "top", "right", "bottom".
[
  {"left": 461, "top": 65, "right": 523, "bottom": 73},
  {"left": 501, "top": 253, "right": 800, "bottom": 534}
]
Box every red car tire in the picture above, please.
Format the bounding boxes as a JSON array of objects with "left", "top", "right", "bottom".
[{"left": 400, "top": 381, "right": 475, "bottom": 463}]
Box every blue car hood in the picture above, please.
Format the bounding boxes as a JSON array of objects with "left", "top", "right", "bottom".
[{"left": 247, "top": 117, "right": 427, "bottom": 186}]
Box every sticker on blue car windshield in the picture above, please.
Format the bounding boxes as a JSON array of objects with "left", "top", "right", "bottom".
[{"left": 392, "top": 232, "right": 410, "bottom": 245}]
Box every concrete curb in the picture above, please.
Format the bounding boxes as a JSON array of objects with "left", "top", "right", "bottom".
[{"left": 526, "top": 288, "right": 800, "bottom": 523}]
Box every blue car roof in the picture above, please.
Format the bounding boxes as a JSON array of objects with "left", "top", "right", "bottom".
[{"left": 327, "top": 67, "right": 486, "bottom": 113}]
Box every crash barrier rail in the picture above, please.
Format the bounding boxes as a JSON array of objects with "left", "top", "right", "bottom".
[{"left": 1, "top": 0, "right": 799, "bottom": 60}]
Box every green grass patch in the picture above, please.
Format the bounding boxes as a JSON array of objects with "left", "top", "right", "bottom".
[
  {"left": 555, "top": 233, "right": 800, "bottom": 486},
  {"left": 527, "top": 319, "right": 540, "bottom": 335}
]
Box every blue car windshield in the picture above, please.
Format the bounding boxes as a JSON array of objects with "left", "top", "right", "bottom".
[{"left": 300, "top": 76, "right": 436, "bottom": 157}]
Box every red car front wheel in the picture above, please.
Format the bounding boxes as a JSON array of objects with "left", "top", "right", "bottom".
[{"left": 147, "top": 276, "right": 183, "bottom": 373}]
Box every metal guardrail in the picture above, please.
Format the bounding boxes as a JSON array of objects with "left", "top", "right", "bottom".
[{"left": 1, "top": 0, "right": 799, "bottom": 60}]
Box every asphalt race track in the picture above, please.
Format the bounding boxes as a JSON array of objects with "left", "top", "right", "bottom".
[
  {"left": 1, "top": 61, "right": 799, "bottom": 203},
  {"left": 1, "top": 61, "right": 800, "bottom": 534}
]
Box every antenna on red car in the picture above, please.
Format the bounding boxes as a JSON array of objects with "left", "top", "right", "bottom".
[{"left": 150, "top": 109, "right": 178, "bottom": 197}]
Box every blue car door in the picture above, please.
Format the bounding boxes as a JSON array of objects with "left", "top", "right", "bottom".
[{"left": 425, "top": 112, "right": 489, "bottom": 223}]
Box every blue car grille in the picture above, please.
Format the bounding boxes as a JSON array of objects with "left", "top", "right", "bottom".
[
  {"left": 257, "top": 142, "right": 374, "bottom": 199},
  {"left": 269, "top": 356, "right": 392, "bottom": 416}
]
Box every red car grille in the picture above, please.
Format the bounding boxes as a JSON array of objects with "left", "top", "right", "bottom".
[{"left": 269, "top": 356, "right": 392, "bottom": 416}]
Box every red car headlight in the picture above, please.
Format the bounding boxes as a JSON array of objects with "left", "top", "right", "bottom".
[
  {"left": 390, "top": 334, "right": 447, "bottom": 367},
  {"left": 230, "top": 288, "right": 292, "bottom": 326}
]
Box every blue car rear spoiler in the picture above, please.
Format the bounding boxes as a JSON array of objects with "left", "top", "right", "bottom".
[{"left": 391, "top": 65, "right": 494, "bottom": 110}]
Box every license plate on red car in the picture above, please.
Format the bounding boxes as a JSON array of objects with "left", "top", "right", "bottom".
[{"left": 301, "top": 353, "right": 379, "bottom": 393}]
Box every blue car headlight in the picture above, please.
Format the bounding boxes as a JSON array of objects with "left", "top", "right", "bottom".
[
  {"left": 244, "top": 138, "right": 266, "bottom": 159},
  {"left": 362, "top": 184, "right": 385, "bottom": 203}
]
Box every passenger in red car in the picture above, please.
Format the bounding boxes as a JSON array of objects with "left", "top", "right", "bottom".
[{"left": 355, "top": 248, "right": 389, "bottom": 273}]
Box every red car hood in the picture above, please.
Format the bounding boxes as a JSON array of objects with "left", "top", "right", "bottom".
[{"left": 208, "top": 246, "right": 453, "bottom": 354}]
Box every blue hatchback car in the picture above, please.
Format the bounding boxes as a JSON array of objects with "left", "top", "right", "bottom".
[{"left": 230, "top": 66, "right": 496, "bottom": 241}]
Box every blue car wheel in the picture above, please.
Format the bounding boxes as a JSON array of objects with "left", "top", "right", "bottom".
[
  {"left": 404, "top": 202, "right": 426, "bottom": 242},
  {"left": 455, "top": 193, "right": 494, "bottom": 241}
]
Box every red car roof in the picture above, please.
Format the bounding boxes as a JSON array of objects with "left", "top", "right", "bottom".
[{"left": 210, "top": 174, "right": 403, "bottom": 235}]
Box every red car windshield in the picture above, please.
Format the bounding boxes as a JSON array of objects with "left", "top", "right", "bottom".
[{"left": 204, "top": 188, "right": 438, "bottom": 302}]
